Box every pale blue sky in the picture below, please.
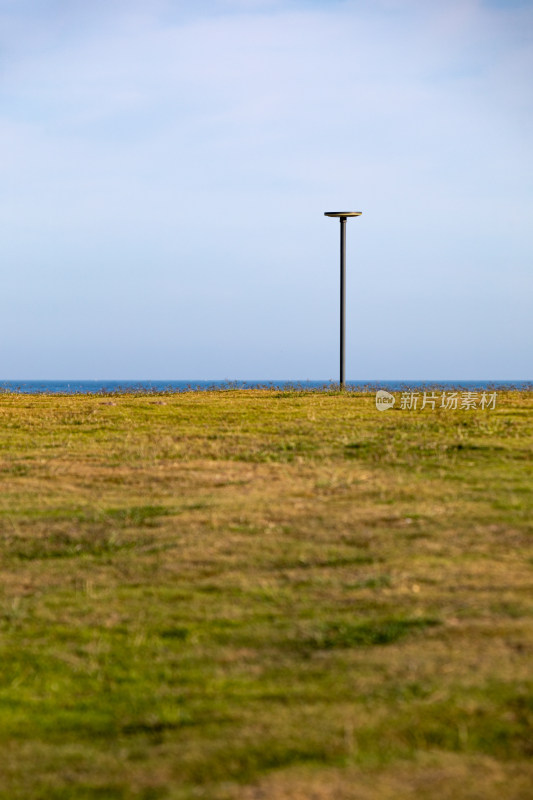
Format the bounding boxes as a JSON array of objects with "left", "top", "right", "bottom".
[{"left": 1, "top": 0, "right": 531, "bottom": 380}]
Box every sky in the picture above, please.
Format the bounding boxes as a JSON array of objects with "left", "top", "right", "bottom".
[{"left": 1, "top": 0, "right": 532, "bottom": 380}]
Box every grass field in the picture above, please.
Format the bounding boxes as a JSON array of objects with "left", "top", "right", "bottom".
[{"left": 0, "top": 388, "right": 532, "bottom": 799}]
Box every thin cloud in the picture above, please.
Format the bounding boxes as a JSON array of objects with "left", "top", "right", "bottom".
[{"left": 0, "top": 0, "right": 531, "bottom": 378}]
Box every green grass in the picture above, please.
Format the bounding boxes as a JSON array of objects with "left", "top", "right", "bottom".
[{"left": 0, "top": 388, "right": 532, "bottom": 799}]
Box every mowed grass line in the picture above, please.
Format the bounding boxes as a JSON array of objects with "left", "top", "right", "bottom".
[{"left": 0, "top": 389, "right": 532, "bottom": 799}]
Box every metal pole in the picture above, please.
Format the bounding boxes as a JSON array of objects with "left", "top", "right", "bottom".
[
  {"left": 324, "top": 211, "right": 361, "bottom": 388},
  {"left": 340, "top": 216, "right": 346, "bottom": 388}
]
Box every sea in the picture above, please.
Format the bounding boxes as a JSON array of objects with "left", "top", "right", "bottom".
[{"left": 0, "top": 380, "right": 530, "bottom": 394}]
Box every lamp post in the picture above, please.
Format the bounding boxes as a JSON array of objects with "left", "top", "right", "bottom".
[{"left": 324, "top": 211, "right": 362, "bottom": 387}]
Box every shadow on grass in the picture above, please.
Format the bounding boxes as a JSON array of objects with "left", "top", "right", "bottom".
[{"left": 299, "top": 617, "right": 441, "bottom": 650}]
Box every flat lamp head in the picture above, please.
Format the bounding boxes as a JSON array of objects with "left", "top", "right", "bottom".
[{"left": 324, "top": 212, "right": 362, "bottom": 217}]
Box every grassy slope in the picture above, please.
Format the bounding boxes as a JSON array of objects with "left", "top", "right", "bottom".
[{"left": 0, "top": 389, "right": 531, "bottom": 799}]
